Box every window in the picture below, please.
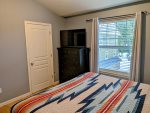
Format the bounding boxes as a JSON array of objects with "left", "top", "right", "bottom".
[{"left": 98, "top": 16, "right": 135, "bottom": 77}]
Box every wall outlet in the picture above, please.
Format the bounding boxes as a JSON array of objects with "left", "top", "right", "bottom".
[{"left": 0, "top": 88, "right": 2, "bottom": 94}]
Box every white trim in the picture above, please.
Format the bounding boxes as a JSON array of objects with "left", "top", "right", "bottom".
[
  {"left": 99, "top": 69, "right": 129, "bottom": 79},
  {"left": 52, "top": 81, "right": 60, "bottom": 86},
  {"left": 25, "top": 21, "right": 52, "bottom": 26},
  {"left": 0, "top": 92, "right": 31, "bottom": 108},
  {"left": 24, "top": 22, "right": 32, "bottom": 92}
]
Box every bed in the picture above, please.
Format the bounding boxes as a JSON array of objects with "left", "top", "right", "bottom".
[{"left": 11, "top": 72, "right": 150, "bottom": 113}]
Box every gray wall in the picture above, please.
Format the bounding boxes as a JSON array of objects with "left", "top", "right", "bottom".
[
  {"left": 65, "top": 3, "right": 150, "bottom": 84},
  {"left": 0, "top": 0, "right": 65, "bottom": 102}
]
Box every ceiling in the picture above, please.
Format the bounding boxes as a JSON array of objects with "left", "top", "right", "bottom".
[{"left": 36, "top": 0, "right": 143, "bottom": 17}]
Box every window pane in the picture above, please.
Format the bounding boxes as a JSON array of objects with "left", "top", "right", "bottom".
[{"left": 99, "top": 18, "right": 135, "bottom": 74}]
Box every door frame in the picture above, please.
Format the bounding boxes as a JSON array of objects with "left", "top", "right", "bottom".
[{"left": 24, "top": 21, "right": 54, "bottom": 92}]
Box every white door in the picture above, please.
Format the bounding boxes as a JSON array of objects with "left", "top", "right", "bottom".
[{"left": 25, "top": 21, "right": 54, "bottom": 93}]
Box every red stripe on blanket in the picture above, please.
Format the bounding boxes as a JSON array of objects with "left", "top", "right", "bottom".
[
  {"left": 97, "top": 80, "right": 133, "bottom": 113},
  {"left": 15, "top": 72, "right": 95, "bottom": 113}
]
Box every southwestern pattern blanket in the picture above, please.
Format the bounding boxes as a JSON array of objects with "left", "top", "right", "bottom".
[{"left": 11, "top": 72, "right": 150, "bottom": 113}]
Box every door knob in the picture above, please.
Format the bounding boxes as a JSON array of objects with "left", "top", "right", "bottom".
[{"left": 30, "top": 62, "right": 34, "bottom": 66}]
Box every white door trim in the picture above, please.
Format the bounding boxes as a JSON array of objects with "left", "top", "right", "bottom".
[{"left": 24, "top": 21, "right": 54, "bottom": 92}]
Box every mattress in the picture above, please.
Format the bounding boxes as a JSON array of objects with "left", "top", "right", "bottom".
[{"left": 11, "top": 72, "right": 150, "bottom": 113}]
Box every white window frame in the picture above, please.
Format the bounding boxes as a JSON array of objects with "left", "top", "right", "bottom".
[
  {"left": 98, "top": 15, "right": 135, "bottom": 79},
  {"left": 99, "top": 69, "right": 129, "bottom": 79}
]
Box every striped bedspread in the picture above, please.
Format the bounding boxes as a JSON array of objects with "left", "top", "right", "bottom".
[{"left": 11, "top": 72, "right": 150, "bottom": 113}]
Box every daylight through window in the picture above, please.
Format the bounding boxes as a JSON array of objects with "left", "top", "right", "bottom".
[{"left": 98, "top": 16, "right": 135, "bottom": 76}]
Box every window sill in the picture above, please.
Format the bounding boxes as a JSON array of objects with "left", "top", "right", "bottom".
[{"left": 99, "top": 69, "right": 129, "bottom": 80}]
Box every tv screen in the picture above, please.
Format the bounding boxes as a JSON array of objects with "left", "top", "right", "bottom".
[{"left": 60, "top": 29, "right": 86, "bottom": 47}]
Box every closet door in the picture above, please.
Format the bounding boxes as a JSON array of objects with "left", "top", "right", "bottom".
[{"left": 25, "top": 21, "right": 54, "bottom": 93}]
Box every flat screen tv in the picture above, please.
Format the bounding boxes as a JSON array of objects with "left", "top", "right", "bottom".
[{"left": 60, "top": 29, "right": 86, "bottom": 47}]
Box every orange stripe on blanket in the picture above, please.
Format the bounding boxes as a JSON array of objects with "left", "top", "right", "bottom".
[
  {"left": 97, "top": 80, "right": 133, "bottom": 113},
  {"left": 15, "top": 72, "right": 95, "bottom": 113}
]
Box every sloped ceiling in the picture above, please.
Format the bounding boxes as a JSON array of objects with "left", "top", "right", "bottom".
[{"left": 36, "top": 0, "right": 143, "bottom": 17}]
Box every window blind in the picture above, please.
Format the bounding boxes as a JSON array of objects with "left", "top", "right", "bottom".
[{"left": 98, "top": 15, "right": 136, "bottom": 75}]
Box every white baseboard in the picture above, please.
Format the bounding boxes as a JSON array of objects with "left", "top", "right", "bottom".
[
  {"left": 0, "top": 81, "right": 59, "bottom": 108},
  {"left": 53, "top": 81, "right": 59, "bottom": 86},
  {"left": 0, "top": 92, "right": 31, "bottom": 108}
]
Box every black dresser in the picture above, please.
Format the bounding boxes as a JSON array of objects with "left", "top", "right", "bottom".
[{"left": 58, "top": 47, "right": 89, "bottom": 83}]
